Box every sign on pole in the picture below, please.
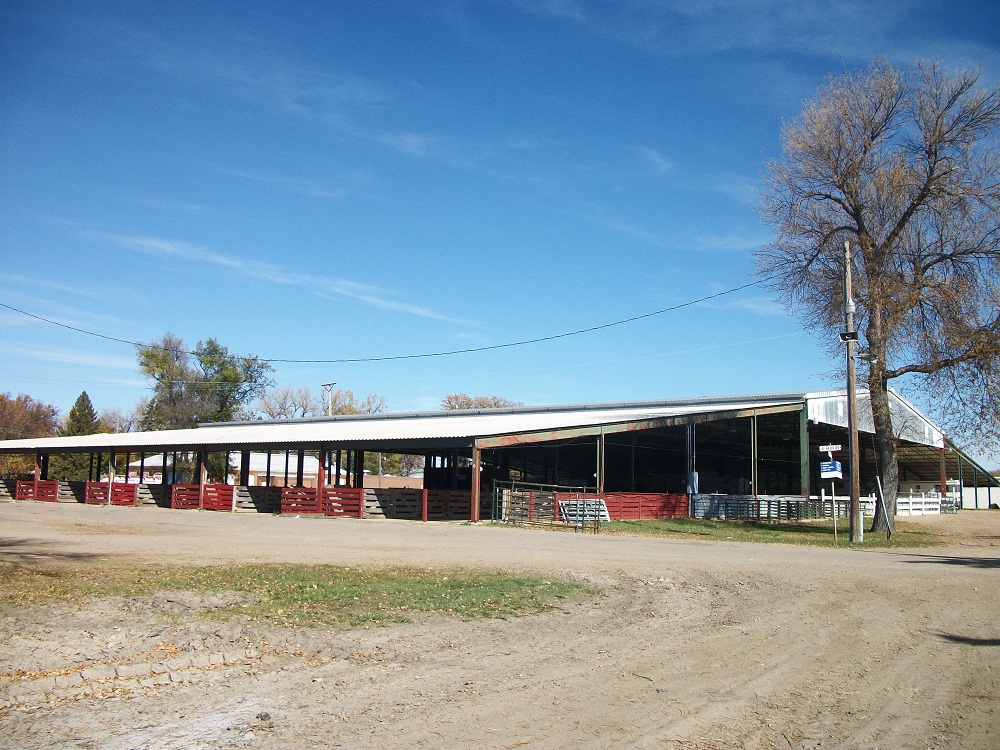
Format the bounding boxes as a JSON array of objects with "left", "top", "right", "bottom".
[
  {"left": 819, "top": 444, "right": 842, "bottom": 453},
  {"left": 820, "top": 460, "right": 843, "bottom": 480}
]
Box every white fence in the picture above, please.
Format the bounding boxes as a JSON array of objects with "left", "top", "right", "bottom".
[{"left": 858, "top": 490, "right": 960, "bottom": 516}]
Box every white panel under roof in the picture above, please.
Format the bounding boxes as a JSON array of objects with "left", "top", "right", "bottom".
[{"left": 806, "top": 389, "right": 943, "bottom": 448}]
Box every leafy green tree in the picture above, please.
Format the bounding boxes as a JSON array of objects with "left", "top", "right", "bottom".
[
  {"left": 136, "top": 333, "right": 274, "bottom": 429},
  {"left": 0, "top": 392, "right": 58, "bottom": 477},
  {"left": 136, "top": 334, "right": 274, "bottom": 483},
  {"left": 49, "top": 392, "right": 107, "bottom": 481},
  {"left": 756, "top": 59, "right": 1000, "bottom": 532}
]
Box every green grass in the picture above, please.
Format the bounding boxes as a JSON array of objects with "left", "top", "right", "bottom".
[
  {"left": 601, "top": 517, "right": 941, "bottom": 548},
  {"left": 0, "top": 562, "right": 590, "bottom": 627}
]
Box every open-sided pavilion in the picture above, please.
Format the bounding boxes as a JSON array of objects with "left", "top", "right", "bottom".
[{"left": 1, "top": 389, "right": 995, "bottom": 519}]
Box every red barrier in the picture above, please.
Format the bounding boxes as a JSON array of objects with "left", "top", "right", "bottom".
[
  {"left": 281, "top": 486, "right": 320, "bottom": 514},
  {"left": 320, "top": 487, "right": 364, "bottom": 517},
  {"left": 15, "top": 480, "right": 58, "bottom": 502},
  {"left": 281, "top": 486, "right": 364, "bottom": 517},
  {"left": 201, "top": 484, "right": 234, "bottom": 512},
  {"left": 85, "top": 482, "right": 138, "bottom": 506},
  {"left": 171, "top": 484, "right": 202, "bottom": 510},
  {"left": 602, "top": 493, "right": 688, "bottom": 520}
]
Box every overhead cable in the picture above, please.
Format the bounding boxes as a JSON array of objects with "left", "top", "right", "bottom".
[{"left": 0, "top": 278, "right": 766, "bottom": 365}]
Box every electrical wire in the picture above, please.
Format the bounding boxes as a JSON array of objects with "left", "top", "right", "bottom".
[{"left": 1, "top": 279, "right": 765, "bottom": 365}]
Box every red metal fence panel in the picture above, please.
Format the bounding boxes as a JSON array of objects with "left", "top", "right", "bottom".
[
  {"left": 320, "top": 487, "right": 364, "bottom": 517},
  {"left": 201, "top": 484, "right": 234, "bottom": 512},
  {"left": 280, "top": 486, "right": 320, "bottom": 514},
  {"left": 85, "top": 482, "right": 139, "bottom": 506},
  {"left": 111, "top": 483, "right": 138, "bottom": 506},
  {"left": 15, "top": 480, "right": 59, "bottom": 502},
  {"left": 84, "top": 481, "right": 106, "bottom": 505},
  {"left": 602, "top": 492, "right": 688, "bottom": 520},
  {"left": 171, "top": 484, "right": 202, "bottom": 510}
]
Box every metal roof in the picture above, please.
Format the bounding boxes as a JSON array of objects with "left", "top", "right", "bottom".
[
  {"left": 0, "top": 388, "right": 964, "bottom": 455},
  {"left": 0, "top": 392, "right": 807, "bottom": 454}
]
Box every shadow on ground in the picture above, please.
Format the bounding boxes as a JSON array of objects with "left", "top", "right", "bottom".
[
  {"left": 898, "top": 553, "right": 1000, "bottom": 569},
  {"left": 0, "top": 536, "right": 102, "bottom": 564},
  {"left": 932, "top": 632, "right": 1000, "bottom": 647}
]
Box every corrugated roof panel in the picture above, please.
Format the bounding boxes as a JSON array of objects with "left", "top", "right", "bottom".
[{"left": 0, "top": 395, "right": 804, "bottom": 453}]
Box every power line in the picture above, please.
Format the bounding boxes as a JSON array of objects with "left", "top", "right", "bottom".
[{"left": 0, "top": 278, "right": 766, "bottom": 365}]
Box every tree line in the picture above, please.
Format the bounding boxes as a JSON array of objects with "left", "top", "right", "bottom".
[{"left": 0, "top": 332, "right": 522, "bottom": 480}]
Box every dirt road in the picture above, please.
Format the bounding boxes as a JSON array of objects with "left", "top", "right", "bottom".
[{"left": 1, "top": 502, "right": 998, "bottom": 750}]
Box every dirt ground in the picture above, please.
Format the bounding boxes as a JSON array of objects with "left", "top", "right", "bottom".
[{"left": 1, "top": 502, "right": 998, "bottom": 750}]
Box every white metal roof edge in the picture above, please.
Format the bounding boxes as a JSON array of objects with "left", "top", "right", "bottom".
[
  {"left": 0, "top": 393, "right": 807, "bottom": 453},
  {"left": 202, "top": 391, "right": 811, "bottom": 429}
]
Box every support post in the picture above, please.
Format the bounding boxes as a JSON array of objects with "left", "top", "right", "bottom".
[
  {"left": 940, "top": 443, "right": 948, "bottom": 503},
  {"left": 685, "top": 423, "right": 699, "bottom": 500},
  {"left": 198, "top": 449, "right": 207, "bottom": 509},
  {"left": 470, "top": 446, "right": 481, "bottom": 522},
  {"left": 596, "top": 434, "right": 605, "bottom": 495},
  {"left": 316, "top": 446, "right": 326, "bottom": 514},
  {"left": 296, "top": 449, "right": 305, "bottom": 487},
  {"left": 354, "top": 451, "right": 365, "bottom": 490},
  {"left": 799, "top": 407, "right": 810, "bottom": 498},
  {"left": 106, "top": 451, "right": 116, "bottom": 505},
  {"left": 421, "top": 488, "right": 428, "bottom": 522}
]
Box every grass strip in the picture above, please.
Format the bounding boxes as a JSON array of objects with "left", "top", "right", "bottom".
[
  {"left": 601, "top": 517, "right": 940, "bottom": 548},
  {"left": 0, "top": 561, "right": 589, "bottom": 626}
]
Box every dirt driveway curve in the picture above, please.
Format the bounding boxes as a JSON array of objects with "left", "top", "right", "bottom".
[{"left": 1, "top": 502, "right": 998, "bottom": 750}]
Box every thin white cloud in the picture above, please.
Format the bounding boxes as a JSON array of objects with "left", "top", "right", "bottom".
[
  {"left": 0, "top": 344, "right": 136, "bottom": 370},
  {"left": 126, "top": 197, "right": 209, "bottom": 214},
  {"left": 205, "top": 165, "right": 349, "bottom": 200},
  {"left": 0, "top": 272, "right": 108, "bottom": 301},
  {"left": 638, "top": 147, "right": 673, "bottom": 174},
  {"left": 89, "top": 232, "right": 474, "bottom": 325}
]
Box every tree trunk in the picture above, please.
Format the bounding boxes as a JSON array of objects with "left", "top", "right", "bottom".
[{"left": 867, "top": 368, "right": 898, "bottom": 533}]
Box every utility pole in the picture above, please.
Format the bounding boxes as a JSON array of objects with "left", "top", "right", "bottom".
[
  {"left": 843, "top": 241, "right": 862, "bottom": 543},
  {"left": 320, "top": 382, "right": 337, "bottom": 417}
]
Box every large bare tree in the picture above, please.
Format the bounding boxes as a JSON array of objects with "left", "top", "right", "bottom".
[{"left": 757, "top": 59, "right": 1000, "bottom": 531}]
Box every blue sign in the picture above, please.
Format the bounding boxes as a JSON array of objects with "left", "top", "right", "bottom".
[{"left": 820, "top": 461, "right": 843, "bottom": 480}]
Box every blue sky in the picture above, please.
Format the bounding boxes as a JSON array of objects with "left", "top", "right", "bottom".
[{"left": 2, "top": 2, "right": 999, "bottom": 442}]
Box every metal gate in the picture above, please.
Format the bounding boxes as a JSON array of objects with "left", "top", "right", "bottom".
[{"left": 491, "top": 481, "right": 604, "bottom": 533}]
